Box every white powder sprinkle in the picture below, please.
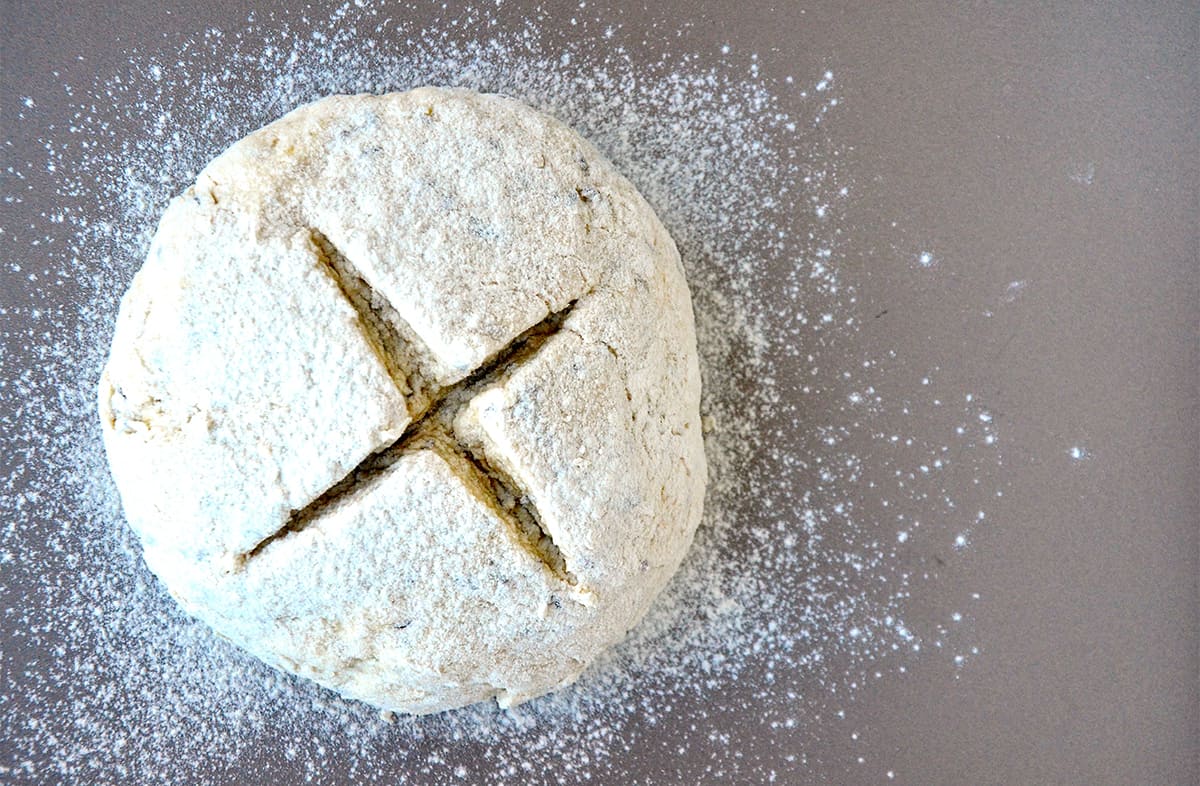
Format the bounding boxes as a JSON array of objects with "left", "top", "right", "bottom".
[
  {"left": 0, "top": 2, "right": 1003, "bottom": 782},
  {"left": 1069, "top": 161, "right": 1096, "bottom": 186},
  {"left": 1002, "top": 279, "right": 1029, "bottom": 303}
]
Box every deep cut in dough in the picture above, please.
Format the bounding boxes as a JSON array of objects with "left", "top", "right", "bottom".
[{"left": 99, "top": 87, "right": 706, "bottom": 714}]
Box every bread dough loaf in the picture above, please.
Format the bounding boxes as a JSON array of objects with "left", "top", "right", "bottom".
[{"left": 98, "top": 87, "right": 706, "bottom": 714}]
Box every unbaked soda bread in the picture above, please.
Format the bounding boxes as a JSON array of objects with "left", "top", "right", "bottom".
[{"left": 99, "top": 87, "right": 706, "bottom": 714}]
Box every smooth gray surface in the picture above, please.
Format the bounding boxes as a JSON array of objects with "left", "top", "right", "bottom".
[{"left": 2, "top": 1, "right": 1197, "bottom": 784}]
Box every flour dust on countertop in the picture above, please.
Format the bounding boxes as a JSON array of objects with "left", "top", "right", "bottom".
[{"left": 0, "top": 2, "right": 1003, "bottom": 783}]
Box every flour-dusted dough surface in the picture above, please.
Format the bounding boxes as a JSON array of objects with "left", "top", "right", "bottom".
[{"left": 99, "top": 87, "right": 706, "bottom": 714}]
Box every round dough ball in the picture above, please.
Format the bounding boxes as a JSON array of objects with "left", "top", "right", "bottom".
[{"left": 98, "top": 87, "right": 706, "bottom": 714}]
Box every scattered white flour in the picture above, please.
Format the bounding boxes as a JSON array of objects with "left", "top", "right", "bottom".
[
  {"left": 1068, "top": 161, "right": 1096, "bottom": 186},
  {"left": 1002, "top": 279, "right": 1029, "bottom": 303},
  {"left": 0, "top": 2, "right": 1003, "bottom": 783}
]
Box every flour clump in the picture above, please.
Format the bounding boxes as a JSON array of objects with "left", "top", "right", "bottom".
[{"left": 98, "top": 87, "right": 706, "bottom": 714}]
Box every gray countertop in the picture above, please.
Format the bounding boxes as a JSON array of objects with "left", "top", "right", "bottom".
[{"left": 2, "top": 2, "right": 1196, "bottom": 784}]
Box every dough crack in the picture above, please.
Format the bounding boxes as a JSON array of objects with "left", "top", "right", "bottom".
[
  {"left": 309, "top": 229, "right": 440, "bottom": 415},
  {"left": 237, "top": 298, "right": 581, "bottom": 580},
  {"left": 400, "top": 427, "right": 578, "bottom": 588}
]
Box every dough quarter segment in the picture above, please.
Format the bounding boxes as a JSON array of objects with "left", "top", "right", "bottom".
[
  {"left": 98, "top": 199, "right": 411, "bottom": 570},
  {"left": 216, "top": 450, "right": 590, "bottom": 714},
  {"left": 203, "top": 88, "right": 605, "bottom": 385},
  {"left": 99, "top": 87, "right": 707, "bottom": 714}
]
